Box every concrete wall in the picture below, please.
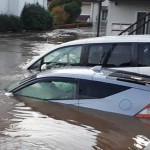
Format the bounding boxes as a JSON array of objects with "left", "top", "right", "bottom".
[{"left": 106, "top": 0, "right": 150, "bottom": 35}]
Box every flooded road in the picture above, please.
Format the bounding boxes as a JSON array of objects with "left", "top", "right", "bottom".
[{"left": 0, "top": 28, "right": 150, "bottom": 150}]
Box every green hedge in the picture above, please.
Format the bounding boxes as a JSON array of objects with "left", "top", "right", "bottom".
[{"left": 0, "top": 14, "right": 22, "bottom": 32}]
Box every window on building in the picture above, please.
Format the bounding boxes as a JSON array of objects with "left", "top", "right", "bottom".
[{"left": 102, "top": 10, "right": 108, "bottom": 20}]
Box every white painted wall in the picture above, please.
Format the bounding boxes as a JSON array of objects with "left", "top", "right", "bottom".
[
  {"left": 92, "top": 3, "right": 99, "bottom": 23},
  {"left": 106, "top": 0, "right": 150, "bottom": 35},
  {"left": 0, "top": 0, "right": 47, "bottom": 16},
  {"left": 8, "top": 0, "right": 19, "bottom": 16},
  {"left": 103, "top": 0, "right": 109, "bottom": 7},
  {"left": 0, "top": 0, "right": 9, "bottom": 14},
  {"left": 18, "top": 0, "right": 47, "bottom": 16}
]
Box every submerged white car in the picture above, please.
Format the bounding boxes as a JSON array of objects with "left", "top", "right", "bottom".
[
  {"left": 23, "top": 35, "right": 150, "bottom": 75},
  {"left": 5, "top": 66, "right": 150, "bottom": 118}
]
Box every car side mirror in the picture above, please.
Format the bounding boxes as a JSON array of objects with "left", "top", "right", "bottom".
[
  {"left": 5, "top": 92, "right": 14, "bottom": 97},
  {"left": 41, "top": 64, "right": 47, "bottom": 71}
]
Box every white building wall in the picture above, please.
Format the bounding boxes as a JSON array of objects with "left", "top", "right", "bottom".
[
  {"left": 91, "top": 0, "right": 109, "bottom": 23},
  {"left": 0, "top": 0, "right": 9, "bottom": 14},
  {"left": 0, "top": 0, "right": 47, "bottom": 16},
  {"left": 18, "top": 0, "right": 47, "bottom": 16},
  {"left": 103, "top": 0, "right": 109, "bottom": 7},
  {"left": 106, "top": 0, "right": 150, "bottom": 35},
  {"left": 8, "top": 0, "right": 19, "bottom": 16},
  {"left": 92, "top": 3, "right": 99, "bottom": 23}
]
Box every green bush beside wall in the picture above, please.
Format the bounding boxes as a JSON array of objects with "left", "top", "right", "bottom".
[
  {"left": 0, "top": 14, "right": 22, "bottom": 32},
  {"left": 21, "top": 3, "right": 53, "bottom": 31}
]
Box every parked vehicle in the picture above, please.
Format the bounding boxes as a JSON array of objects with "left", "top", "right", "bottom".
[
  {"left": 23, "top": 35, "right": 150, "bottom": 75},
  {"left": 5, "top": 66, "right": 150, "bottom": 118}
]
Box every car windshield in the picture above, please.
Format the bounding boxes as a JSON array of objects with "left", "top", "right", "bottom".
[{"left": 5, "top": 74, "right": 37, "bottom": 92}]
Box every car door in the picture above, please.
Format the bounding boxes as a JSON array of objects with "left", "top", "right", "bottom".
[
  {"left": 29, "top": 45, "right": 84, "bottom": 71},
  {"left": 138, "top": 43, "right": 150, "bottom": 76}
]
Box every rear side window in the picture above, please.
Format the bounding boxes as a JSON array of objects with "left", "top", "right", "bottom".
[
  {"left": 78, "top": 79, "right": 129, "bottom": 99},
  {"left": 138, "top": 43, "right": 150, "bottom": 66},
  {"left": 88, "top": 44, "right": 111, "bottom": 65},
  {"left": 104, "top": 43, "right": 132, "bottom": 67}
]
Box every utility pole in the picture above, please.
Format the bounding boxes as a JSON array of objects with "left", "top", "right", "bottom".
[{"left": 97, "top": 0, "right": 104, "bottom": 37}]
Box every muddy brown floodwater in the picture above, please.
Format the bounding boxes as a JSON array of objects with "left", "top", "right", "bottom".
[{"left": 0, "top": 28, "right": 149, "bottom": 150}]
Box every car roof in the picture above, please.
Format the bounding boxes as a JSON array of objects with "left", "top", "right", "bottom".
[
  {"left": 23, "top": 34, "right": 150, "bottom": 70},
  {"left": 36, "top": 66, "right": 150, "bottom": 91},
  {"left": 37, "top": 66, "right": 150, "bottom": 82},
  {"left": 37, "top": 67, "right": 96, "bottom": 80},
  {"left": 62, "top": 35, "right": 150, "bottom": 45}
]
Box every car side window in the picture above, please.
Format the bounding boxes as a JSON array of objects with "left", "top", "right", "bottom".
[
  {"left": 29, "top": 59, "right": 42, "bottom": 71},
  {"left": 78, "top": 79, "right": 129, "bottom": 99},
  {"left": 104, "top": 43, "right": 132, "bottom": 67},
  {"left": 15, "top": 80, "right": 76, "bottom": 100},
  {"left": 138, "top": 43, "right": 150, "bottom": 66},
  {"left": 88, "top": 44, "right": 111, "bottom": 65},
  {"left": 43, "top": 46, "right": 82, "bottom": 68}
]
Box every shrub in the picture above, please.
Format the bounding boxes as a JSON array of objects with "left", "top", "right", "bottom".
[
  {"left": 49, "top": 0, "right": 62, "bottom": 11},
  {"left": 49, "top": 0, "right": 81, "bottom": 24},
  {"left": 9, "top": 15, "right": 23, "bottom": 32},
  {"left": 0, "top": 14, "right": 11, "bottom": 31},
  {"left": 64, "top": 1, "right": 81, "bottom": 23},
  {"left": 0, "top": 14, "right": 22, "bottom": 32},
  {"left": 51, "top": 6, "right": 69, "bottom": 25},
  {"left": 21, "top": 3, "right": 53, "bottom": 31}
]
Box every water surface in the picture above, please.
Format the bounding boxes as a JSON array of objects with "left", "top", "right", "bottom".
[{"left": 0, "top": 28, "right": 149, "bottom": 150}]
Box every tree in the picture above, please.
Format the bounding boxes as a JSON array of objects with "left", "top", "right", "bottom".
[
  {"left": 64, "top": 1, "right": 81, "bottom": 23},
  {"left": 51, "top": 6, "right": 70, "bottom": 25}
]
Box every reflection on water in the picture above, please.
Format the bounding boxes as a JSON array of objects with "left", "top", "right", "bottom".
[
  {"left": 1, "top": 102, "right": 101, "bottom": 150},
  {"left": 133, "top": 135, "right": 150, "bottom": 149},
  {"left": 1, "top": 97, "right": 149, "bottom": 150}
]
